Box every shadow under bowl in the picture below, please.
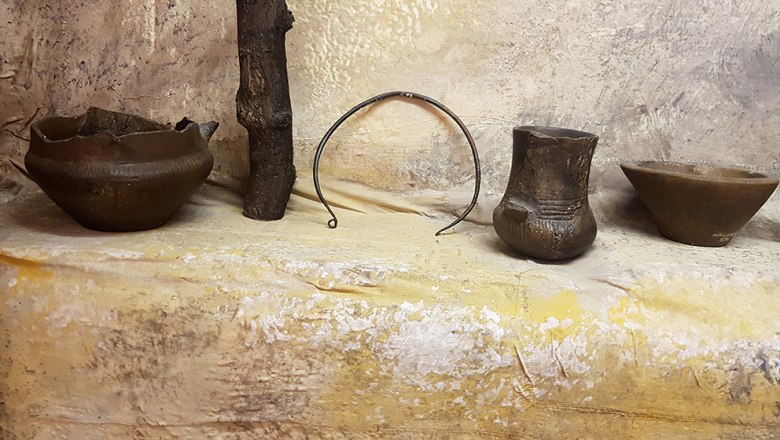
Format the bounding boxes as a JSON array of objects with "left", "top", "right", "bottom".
[
  {"left": 25, "top": 107, "right": 216, "bottom": 232},
  {"left": 620, "top": 161, "right": 778, "bottom": 247}
]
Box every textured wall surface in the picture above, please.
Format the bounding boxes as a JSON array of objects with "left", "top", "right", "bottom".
[
  {"left": 1, "top": 0, "right": 779, "bottom": 199},
  {"left": 1, "top": 2, "right": 780, "bottom": 438}
]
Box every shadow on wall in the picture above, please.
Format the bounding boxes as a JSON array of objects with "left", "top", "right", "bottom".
[{"left": 739, "top": 214, "right": 780, "bottom": 242}]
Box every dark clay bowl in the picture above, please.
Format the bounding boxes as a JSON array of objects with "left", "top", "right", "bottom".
[
  {"left": 25, "top": 107, "right": 218, "bottom": 232},
  {"left": 620, "top": 161, "right": 778, "bottom": 246}
]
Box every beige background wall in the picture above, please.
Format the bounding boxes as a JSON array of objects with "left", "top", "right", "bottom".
[
  {"left": 2, "top": 3, "right": 780, "bottom": 437},
  {"left": 2, "top": 0, "right": 779, "bottom": 200}
]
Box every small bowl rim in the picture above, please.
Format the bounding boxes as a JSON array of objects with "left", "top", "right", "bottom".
[{"left": 620, "top": 160, "right": 779, "bottom": 186}]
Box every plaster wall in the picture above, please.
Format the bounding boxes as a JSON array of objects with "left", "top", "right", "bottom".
[
  {"left": 2, "top": 2, "right": 780, "bottom": 438},
  {"left": 1, "top": 0, "right": 779, "bottom": 200}
]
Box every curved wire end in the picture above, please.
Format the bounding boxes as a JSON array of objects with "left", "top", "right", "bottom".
[
  {"left": 328, "top": 217, "right": 338, "bottom": 229},
  {"left": 434, "top": 214, "right": 468, "bottom": 237}
]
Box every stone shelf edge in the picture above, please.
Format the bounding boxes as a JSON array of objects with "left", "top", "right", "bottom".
[{"left": 1, "top": 180, "right": 778, "bottom": 439}]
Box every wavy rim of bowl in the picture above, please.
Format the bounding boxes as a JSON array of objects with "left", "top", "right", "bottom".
[
  {"left": 30, "top": 110, "right": 198, "bottom": 144},
  {"left": 620, "top": 161, "right": 779, "bottom": 186}
]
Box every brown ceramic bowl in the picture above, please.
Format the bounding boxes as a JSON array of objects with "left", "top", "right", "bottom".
[
  {"left": 620, "top": 161, "right": 778, "bottom": 246},
  {"left": 25, "top": 107, "right": 218, "bottom": 232}
]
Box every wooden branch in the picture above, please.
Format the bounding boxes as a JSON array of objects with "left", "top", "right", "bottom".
[{"left": 236, "top": 0, "right": 296, "bottom": 220}]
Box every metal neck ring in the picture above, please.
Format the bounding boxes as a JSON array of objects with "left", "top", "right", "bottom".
[{"left": 312, "top": 91, "right": 481, "bottom": 236}]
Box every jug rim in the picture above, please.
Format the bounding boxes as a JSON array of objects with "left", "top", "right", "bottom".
[{"left": 513, "top": 125, "right": 597, "bottom": 140}]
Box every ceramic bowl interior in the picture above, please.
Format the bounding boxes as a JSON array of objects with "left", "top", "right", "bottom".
[
  {"left": 629, "top": 161, "right": 770, "bottom": 181},
  {"left": 30, "top": 108, "right": 205, "bottom": 162},
  {"left": 620, "top": 161, "right": 778, "bottom": 246},
  {"left": 36, "top": 107, "right": 168, "bottom": 141}
]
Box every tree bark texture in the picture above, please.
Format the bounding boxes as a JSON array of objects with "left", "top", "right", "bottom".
[{"left": 236, "top": 0, "right": 295, "bottom": 220}]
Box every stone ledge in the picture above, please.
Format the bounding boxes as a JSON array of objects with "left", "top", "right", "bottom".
[{"left": 1, "top": 181, "right": 778, "bottom": 439}]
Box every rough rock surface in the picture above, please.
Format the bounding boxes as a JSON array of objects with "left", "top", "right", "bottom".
[
  {"left": 2, "top": 0, "right": 779, "bottom": 199},
  {"left": 1, "top": 177, "right": 778, "bottom": 438}
]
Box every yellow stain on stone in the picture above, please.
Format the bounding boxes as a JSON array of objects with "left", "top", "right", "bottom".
[
  {"left": 307, "top": 300, "right": 520, "bottom": 432},
  {"left": 598, "top": 276, "right": 780, "bottom": 427},
  {"left": 1, "top": 187, "right": 778, "bottom": 438},
  {"left": 617, "top": 275, "right": 780, "bottom": 341},
  {"left": 525, "top": 289, "right": 586, "bottom": 338},
  {"left": 607, "top": 293, "right": 648, "bottom": 328},
  {"left": 0, "top": 254, "right": 52, "bottom": 286}
]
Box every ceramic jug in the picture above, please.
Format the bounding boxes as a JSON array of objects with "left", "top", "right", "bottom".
[{"left": 493, "top": 126, "right": 598, "bottom": 260}]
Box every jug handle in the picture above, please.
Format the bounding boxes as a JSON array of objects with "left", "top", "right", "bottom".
[{"left": 312, "top": 91, "right": 481, "bottom": 236}]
